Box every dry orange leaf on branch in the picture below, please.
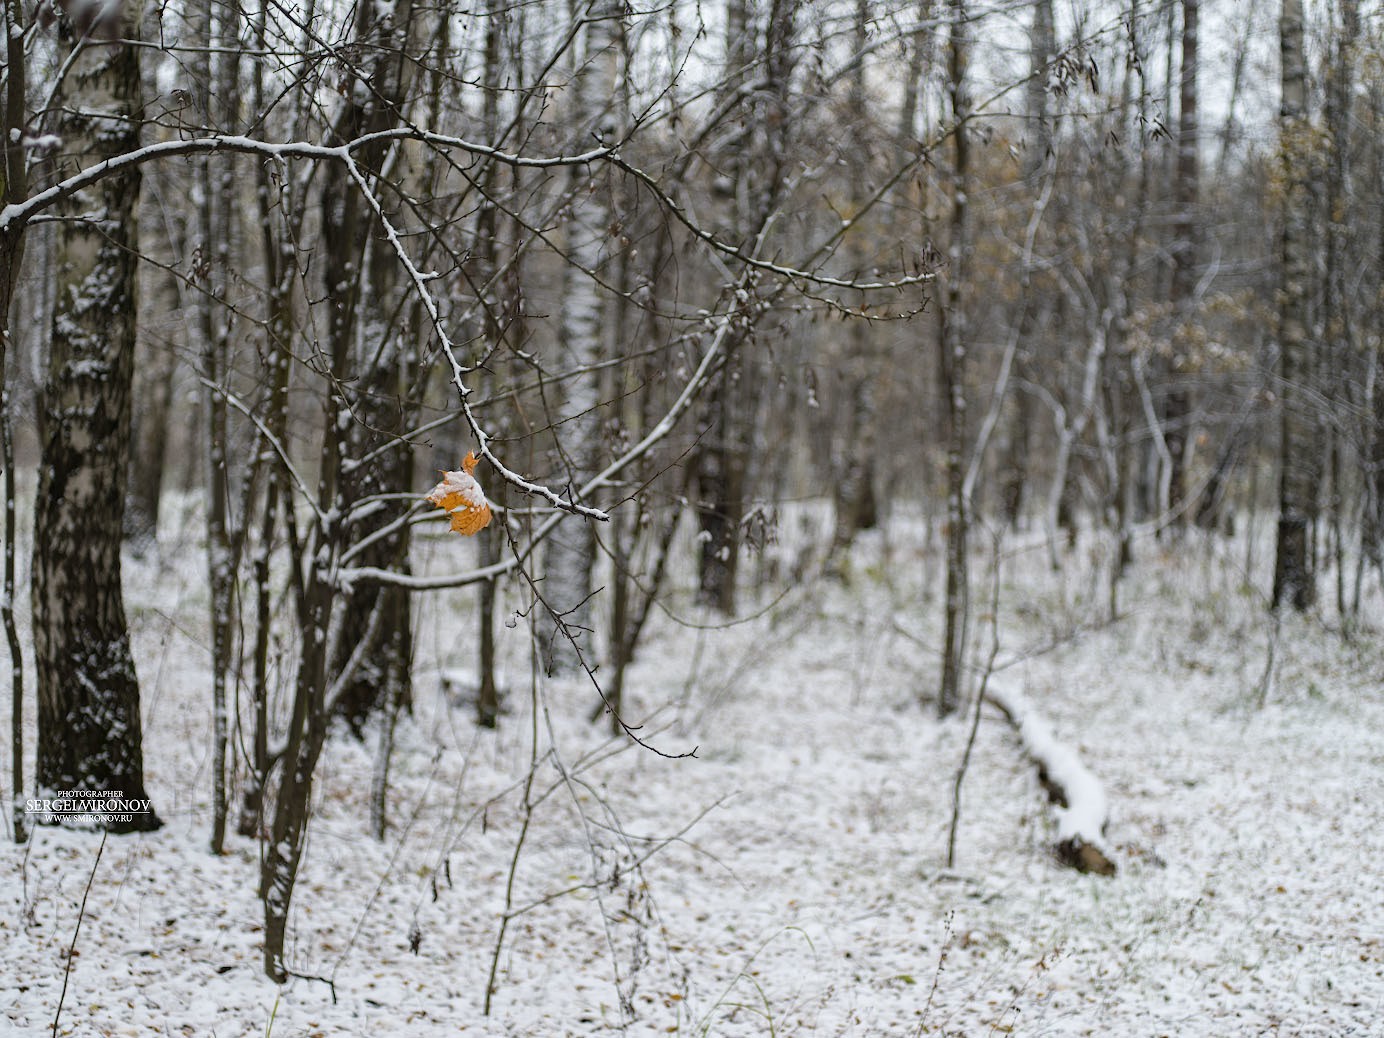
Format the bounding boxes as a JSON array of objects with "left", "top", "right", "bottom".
[{"left": 425, "top": 451, "right": 492, "bottom": 535}]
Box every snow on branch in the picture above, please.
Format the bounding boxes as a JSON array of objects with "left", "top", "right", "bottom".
[
  {"left": 335, "top": 277, "right": 747, "bottom": 591},
  {"left": 986, "top": 680, "right": 1117, "bottom": 876},
  {"left": 1, "top": 123, "right": 931, "bottom": 537}
]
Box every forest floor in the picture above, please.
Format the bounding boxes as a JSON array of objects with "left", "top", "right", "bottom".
[{"left": 2, "top": 506, "right": 1383, "bottom": 1037}]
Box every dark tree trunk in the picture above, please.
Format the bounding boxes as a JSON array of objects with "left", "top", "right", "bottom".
[
  {"left": 695, "top": 381, "right": 746, "bottom": 614},
  {"left": 331, "top": 380, "right": 415, "bottom": 733},
  {"left": 238, "top": 3, "right": 301, "bottom": 836},
  {"left": 827, "top": 0, "right": 880, "bottom": 562},
  {"left": 938, "top": 0, "right": 970, "bottom": 719},
  {"left": 1164, "top": 0, "right": 1200, "bottom": 532},
  {"left": 476, "top": 477, "right": 505, "bottom": 728},
  {"left": 1272, "top": 0, "right": 1316, "bottom": 611},
  {"left": 999, "top": 0, "right": 1052, "bottom": 531},
  {"left": 124, "top": 277, "right": 178, "bottom": 551},
  {"left": 693, "top": 0, "right": 795, "bottom": 612},
  {"left": 474, "top": 0, "right": 507, "bottom": 729},
  {"left": 321, "top": 0, "right": 422, "bottom": 724},
  {"left": 32, "top": 6, "right": 160, "bottom": 832},
  {"left": 261, "top": 529, "right": 333, "bottom": 981}
]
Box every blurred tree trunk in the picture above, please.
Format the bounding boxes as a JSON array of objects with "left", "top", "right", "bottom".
[
  {"left": 999, "top": 0, "right": 1054, "bottom": 530},
  {"left": 1321, "top": 0, "right": 1358, "bottom": 614},
  {"left": 1100, "top": 12, "right": 1145, "bottom": 595},
  {"left": 124, "top": 269, "right": 178, "bottom": 551},
  {"left": 1163, "top": 0, "right": 1199, "bottom": 533},
  {"left": 32, "top": 1, "right": 160, "bottom": 831},
  {"left": 1272, "top": 0, "right": 1316, "bottom": 611},
  {"left": 474, "top": 0, "right": 507, "bottom": 728},
  {"left": 124, "top": 53, "right": 193, "bottom": 553},
  {"left": 691, "top": 0, "right": 752, "bottom": 612},
  {"left": 828, "top": 0, "right": 881, "bottom": 563},
  {"left": 196, "top": 0, "right": 244, "bottom": 857},
  {"left": 1367, "top": 79, "right": 1384, "bottom": 572},
  {"left": 545, "top": 0, "right": 624, "bottom": 669},
  {"left": 694, "top": 0, "right": 796, "bottom": 613},
  {"left": 937, "top": 0, "right": 970, "bottom": 718}
]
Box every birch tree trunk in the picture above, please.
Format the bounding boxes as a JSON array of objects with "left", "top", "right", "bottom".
[
  {"left": 237, "top": 0, "right": 309, "bottom": 837},
  {"left": 195, "top": 0, "right": 243, "bottom": 856},
  {"left": 545, "top": 0, "right": 624, "bottom": 671},
  {"left": 32, "top": 2, "right": 161, "bottom": 831},
  {"left": 2, "top": 0, "right": 29, "bottom": 842}
]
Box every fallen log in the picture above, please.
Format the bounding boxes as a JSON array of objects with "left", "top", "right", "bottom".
[{"left": 986, "top": 680, "right": 1117, "bottom": 876}]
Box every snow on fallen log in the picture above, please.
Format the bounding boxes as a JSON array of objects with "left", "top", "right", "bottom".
[{"left": 986, "top": 680, "right": 1117, "bottom": 876}]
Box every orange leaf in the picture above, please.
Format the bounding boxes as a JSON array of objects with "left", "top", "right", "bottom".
[
  {"left": 425, "top": 458, "right": 493, "bottom": 535},
  {"left": 449, "top": 503, "right": 492, "bottom": 535}
]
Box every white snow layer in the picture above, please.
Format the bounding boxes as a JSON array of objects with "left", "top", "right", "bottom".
[
  {"left": 987, "top": 678, "right": 1112, "bottom": 851},
  {"left": 2, "top": 511, "right": 1383, "bottom": 1036}
]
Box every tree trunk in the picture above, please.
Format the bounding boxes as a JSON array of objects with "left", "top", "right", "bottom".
[
  {"left": 474, "top": 0, "right": 508, "bottom": 729},
  {"left": 124, "top": 269, "right": 178, "bottom": 551},
  {"left": 692, "top": 0, "right": 795, "bottom": 613},
  {"left": 323, "top": 0, "right": 423, "bottom": 724},
  {"left": 1320, "top": 0, "right": 1358, "bottom": 614},
  {"left": 238, "top": 0, "right": 303, "bottom": 836},
  {"left": 545, "top": 0, "right": 624, "bottom": 670},
  {"left": 196, "top": 0, "right": 243, "bottom": 856},
  {"left": 827, "top": 0, "right": 881, "bottom": 562},
  {"left": 261, "top": 531, "right": 333, "bottom": 981},
  {"left": 937, "top": 0, "right": 970, "bottom": 719},
  {"left": 694, "top": 381, "right": 747, "bottom": 613},
  {"left": 32, "top": 4, "right": 160, "bottom": 832},
  {"left": 3, "top": 0, "right": 29, "bottom": 842},
  {"left": 1272, "top": 0, "right": 1316, "bottom": 611},
  {"left": 1164, "top": 0, "right": 1200, "bottom": 532}
]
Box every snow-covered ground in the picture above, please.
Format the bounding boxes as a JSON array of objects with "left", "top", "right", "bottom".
[{"left": 3, "top": 510, "right": 1383, "bottom": 1036}]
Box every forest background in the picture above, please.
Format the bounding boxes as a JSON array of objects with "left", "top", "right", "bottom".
[{"left": 1, "top": 0, "right": 1382, "bottom": 1031}]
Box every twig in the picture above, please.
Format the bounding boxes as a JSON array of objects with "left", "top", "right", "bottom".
[
  {"left": 483, "top": 611, "right": 544, "bottom": 1015},
  {"left": 947, "top": 524, "right": 1004, "bottom": 868},
  {"left": 1253, "top": 608, "right": 1281, "bottom": 709},
  {"left": 283, "top": 968, "right": 337, "bottom": 1004},
  {"left": 52, "top": 830, "right": 106, "bottom": 1038}
]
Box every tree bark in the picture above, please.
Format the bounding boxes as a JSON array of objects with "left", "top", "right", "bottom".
[
  {"left": 195, "top": 0, "right": 242, "bottom": 856},
  {"left": 32, "top": 4, "right": 160, "bottom": 832},
  {"left": 827, "top": 0, "right": 881, "bottom": 562},
  {"left": 545, "top": 0, "right": 625, "bottom": 669},
  {"left": 692, "top": 0, "right": 796, "bottom": 614},
  {"left": 1272, "top": 0, "right": 1316, "bottom": 611},
  {"left": 937, "top": 0, "right": 970, "bottom": 719},
  {"left": 3, "top": 0, "right": 29, "bottom": 842},
  {"left": 123, "top": 270, "right": 177, "bottom": 551},
  {"left": 999, "top": 0, "right": 1054, "bottom": 531},
  {"left": 1164, "top": 0, "right": 1200, "bottom": 532},
  {"left": 323, "top": 0, "right": 423, "bottom": 725}
]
